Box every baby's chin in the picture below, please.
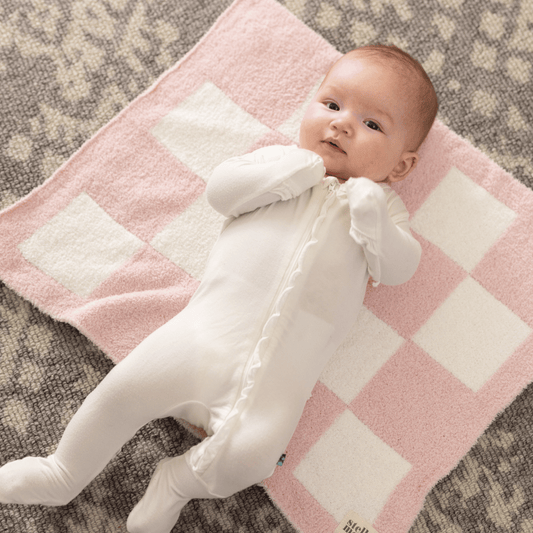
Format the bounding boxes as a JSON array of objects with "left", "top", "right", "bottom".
[{"left": 325, "top": 168, "right": 352, "bottom": 182}]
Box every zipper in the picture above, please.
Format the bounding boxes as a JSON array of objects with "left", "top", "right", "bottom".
[
  {"left": 242, "top": 178, "right": 338, "bottom": 376},
  {"left": 196, "top": 179, "right": 339, "bottom": 478},
  {"left": 275, "top": 177, "right": 338, "bottom": 301}
]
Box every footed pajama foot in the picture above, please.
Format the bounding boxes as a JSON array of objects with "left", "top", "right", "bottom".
[
  {"left": 127, "top": 458, "right": 190, "bottom": 533},
  {"left": 0, "top": 456, "right": 76, "bottom": 506}
]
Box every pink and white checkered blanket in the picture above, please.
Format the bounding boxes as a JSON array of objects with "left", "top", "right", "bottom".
[{"left": 1, "top": 0, "right": 533, "bottom": 531}]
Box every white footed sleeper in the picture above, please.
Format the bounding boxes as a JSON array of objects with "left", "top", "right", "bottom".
[{"left": 0, "top": 146, "right": 421, "bottom": 532}]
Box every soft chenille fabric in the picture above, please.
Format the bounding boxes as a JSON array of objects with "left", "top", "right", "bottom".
[{"left": 0, "top": 146, "right": 420, "bottom": 532}]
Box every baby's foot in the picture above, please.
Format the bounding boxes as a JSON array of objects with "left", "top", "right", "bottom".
[
  {"left": 127, "top": 458, "right": 190, "bottom": 533},
  {"left": 0, "top": 456, "right": 75, "bottom": 506}
]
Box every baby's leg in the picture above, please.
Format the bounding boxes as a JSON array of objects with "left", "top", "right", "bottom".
[
  {"left": 127, "top": 454, "right": 211, "bottom": 533},
  {"left": 127, "top": 353, "right": 306, "bottom": 533},
  {"left": 126, "top": 423, "right": 286, "bottom": 533},
  {"left": 0, "top": 370, "right": 136, "bottom": 505},
  {"left": 0, "top": 314, "right": 201, "bottom": 507}
]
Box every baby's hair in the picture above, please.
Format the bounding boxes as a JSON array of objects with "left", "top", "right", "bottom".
[{"left": 349, "top": 44, "right": 439, "bottom": 150}]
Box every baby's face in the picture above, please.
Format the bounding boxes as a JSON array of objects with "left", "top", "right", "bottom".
[{"left": 299, "top": 53, "right": 419, "bottom": 183}]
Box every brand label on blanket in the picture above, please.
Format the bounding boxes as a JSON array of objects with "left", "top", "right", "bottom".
[{"left": 334, "top": 511, "right": 379, "bottom": 533}]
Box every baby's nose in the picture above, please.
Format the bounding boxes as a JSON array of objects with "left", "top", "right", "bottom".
[{"left": 331, "top": 115, "right": 352, "bottom": 136}]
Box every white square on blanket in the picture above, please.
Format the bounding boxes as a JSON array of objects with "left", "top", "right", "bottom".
[
  {"left": 294, "top": 410, "right": 411, "bottom": 523},
  {"left": 19, "top": 193, "right": 144, "bottom": 298},
  {"left": 151, "top": 193, "right": 224, "bottom": 280},
  {"left": 410, "top": 166, "right": 516, "bottom": 273},
  {"left": 151, "top": 81, "right": 270, "bottom": 181},
  {"left": 413, "top": 277, "right": 531, "bottom": 392},
  {"left": 320, "top": 306, "right": 404, "bottom": 404}
]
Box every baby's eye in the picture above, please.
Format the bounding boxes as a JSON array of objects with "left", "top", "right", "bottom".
[
  {"left": 325, "top": 102, "right": 340, "bottom": 111},
  {"left": 364, "top": 120, "right": 382, "bottom": 132}
]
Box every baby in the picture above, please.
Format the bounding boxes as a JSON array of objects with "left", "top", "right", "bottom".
[{"left": 0, "top": 44, "right": 437, "bottom": 533}]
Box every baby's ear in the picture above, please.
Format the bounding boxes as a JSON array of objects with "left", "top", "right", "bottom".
[{"left": 388, "top": 152, "right": 419, "bottom": 183}]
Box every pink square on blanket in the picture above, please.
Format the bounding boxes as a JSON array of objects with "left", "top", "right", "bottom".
[
  {"left": 73, "top": 284, "right": 199, "bottom": 363},
  {"left": 364, "top": 235, "right": 467, "bottom": 338},
  {"left": 83, "top": 131, "right": 206, "bottom": 242},
  {"left": 350, "top": 341, "right": 479, "bottom": 467}
]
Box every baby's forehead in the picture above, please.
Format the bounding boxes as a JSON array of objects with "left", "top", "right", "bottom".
[
  {"left": 330, "top": 52, "right": 425, "bottom": 109},
  {"left": 324, "top": 54, "right": 418, "bottom": 108},
  {"left": 329, "top": 51, "right": 417, "bottom": 89}
]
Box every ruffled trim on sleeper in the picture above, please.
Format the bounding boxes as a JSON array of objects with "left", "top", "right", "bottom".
[{"left": 190, "top": 178, "right": 339, "bottom": 491}]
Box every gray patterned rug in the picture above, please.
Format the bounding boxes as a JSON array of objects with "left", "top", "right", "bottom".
[{"left": 0, "top": 1, "right": 532, "bottom": 532}]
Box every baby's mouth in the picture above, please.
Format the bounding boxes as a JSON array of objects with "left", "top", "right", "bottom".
[{"left": 323, "top": 139, "right": 346, "bottom": 154}]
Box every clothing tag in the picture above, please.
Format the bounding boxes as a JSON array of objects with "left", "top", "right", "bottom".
[{"left": 334, "top": 511, "right": 379, "bottom": 533}]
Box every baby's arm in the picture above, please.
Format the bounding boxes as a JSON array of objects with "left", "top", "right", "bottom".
[
  {"left": 346, "top": 178, "right": 421, "bottom": 286},
  {"left": 206, "top": 145, "right": 325, "bottom": 217}
]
